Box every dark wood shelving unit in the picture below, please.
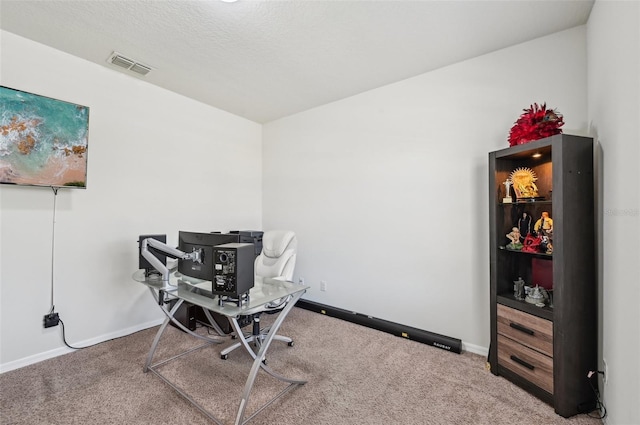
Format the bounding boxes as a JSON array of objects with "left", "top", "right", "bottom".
[{"left": 488, "top": 134, "right": 597, "bottom": 417}]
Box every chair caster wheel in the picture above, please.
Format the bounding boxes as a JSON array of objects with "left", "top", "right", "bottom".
[
  {"left": 262, "top": 359, "right": 267, "bottom": 365},
  {"left": 221, "top": 354, "right": 228, "bottom": 360},
  {"left": 288, "top": 341, "right": 295, "bottom": 347}
]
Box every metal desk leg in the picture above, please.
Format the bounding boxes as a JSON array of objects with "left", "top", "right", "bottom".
[
  {"left": 143, "top": 296, "right": 180, "bottom": 373},
  {"left": 233, "top": 291, "right": 307, "bottom": 425},
  {"left": 144, "top": 288, "right": 225, "bottom": 372}
]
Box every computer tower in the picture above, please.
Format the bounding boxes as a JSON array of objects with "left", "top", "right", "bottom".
[
  {"left": 194, "top": 308, "right": 252, "bottom": 334},
  {"left": 167, "top": 299, "right": 197, "bottom": 332},
  {"left": 195, "top": 308, "right": 231, "bottom": 333},
  {"left": 212, "top": 243, "right": 255, "bottom": 297}
]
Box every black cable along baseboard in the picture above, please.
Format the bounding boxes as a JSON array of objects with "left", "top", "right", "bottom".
[{"left": 296, "top": 299, "right": 462, "bottom": 354}]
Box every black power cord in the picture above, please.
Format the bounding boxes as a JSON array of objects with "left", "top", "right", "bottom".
[
  {"left": 58, "top": 317, "right": 154, "bottom": 350},
  {"left": 585, "top": 370, "right": 607, "bottom": 419},
  {"left": 45, "top": 186, "right": 154, "bottom": 351},
  {"left": 58, "top": 318, "right": 82, "bottom": 350}
]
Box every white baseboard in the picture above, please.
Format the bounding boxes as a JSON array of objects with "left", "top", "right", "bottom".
[
  {"left": 1, "top": 318, "right": 491, "bottom": 373},
  {"left": 0, "top": 318, "right": 163, "bottom": 374},
  {"left": 462, "top": 341, "right": 489, "bottom": 357}
]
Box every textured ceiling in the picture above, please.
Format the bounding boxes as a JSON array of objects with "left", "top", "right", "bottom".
[{"left": 0, "top": 0, "right": 594, "bottom": 123}]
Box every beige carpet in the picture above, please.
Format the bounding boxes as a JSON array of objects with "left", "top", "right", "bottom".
[{"left": 0, "top": 307, "right": 603, "bottom": 425}]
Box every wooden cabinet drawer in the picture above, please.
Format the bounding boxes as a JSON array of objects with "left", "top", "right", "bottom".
[
  {"left": 497, "top": 304, "right": 553, "bottom": 357},
  {"left": 498, "top": 334, "right": 554, "bottom": 394}
]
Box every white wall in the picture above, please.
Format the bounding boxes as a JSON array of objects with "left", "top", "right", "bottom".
[
  {"left": 262, "top": 26, "right": 588, "bottom": 353},
  {"left": 0, "top": 31, "right": 262, "bottom": 371},
  {"left": 587, "top": 1, "right": 640, "bottom": 424}
]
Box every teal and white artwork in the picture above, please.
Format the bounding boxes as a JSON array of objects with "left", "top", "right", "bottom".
[{"left": 0, "top": 86, "right": 89, "bottom": 188}]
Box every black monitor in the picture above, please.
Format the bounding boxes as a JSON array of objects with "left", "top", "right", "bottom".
[
  {"left": 228, "top": 230, "right": 263, "bottom": 257},
  {"left": 138, "top": 234, "right": 167, "bottom": 277},
  {"left": 177, "top": 231, "right": 239, "bottom": 280}
]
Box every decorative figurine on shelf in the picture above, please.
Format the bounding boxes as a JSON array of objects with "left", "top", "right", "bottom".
[
  {"left": 517, "top": 211, "right": 532, "bottom": 242},
  {"left": 506, "top": 227, "right": 523, "bottom": 250},
  {"left": 525, "top": 285, "right": 549, "bottom": 307},
  {"left": 513, "top": 277, "right": 526, "bottom": 300},
  {"left": 521, "top": 233, "right": 543, "bottom": 253},
  {"left": 509, "top": 167, "right": 540, "bottom": 200},
  {"left": 502, "top": 179, "right": 513, "bottom": 204},
  {"left": 534, "top": 211, "right": 553, "bottom": 236},
  {"left": 540, "top": 234, "right": 554, "bottom": 254}
]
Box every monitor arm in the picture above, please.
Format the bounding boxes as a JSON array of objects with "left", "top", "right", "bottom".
[{"left": 141, "top": 237, "right": 202, "bottom": 281}]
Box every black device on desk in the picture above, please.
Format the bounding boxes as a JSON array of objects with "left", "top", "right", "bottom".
[
  {"left": 177, "top": 231, "right": 239, "bottom": 280},
  {"left": 212, "top": 243, "right": 254, "bottom": 300}
]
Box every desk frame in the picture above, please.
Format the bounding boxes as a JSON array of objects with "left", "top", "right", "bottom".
[{"left": 141, "top": 279, "right": 307, "bottom": 425}]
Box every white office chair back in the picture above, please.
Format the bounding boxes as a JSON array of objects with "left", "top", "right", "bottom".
[{"left": 255, "top": 230, "right": 297, "bottom": 283}]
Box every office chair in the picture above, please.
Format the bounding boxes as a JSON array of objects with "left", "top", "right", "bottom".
[{"left": 220, "top": 230, "right": 298, "bottom": 361}]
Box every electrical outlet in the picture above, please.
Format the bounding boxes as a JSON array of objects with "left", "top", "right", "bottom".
[
  {"left": 320, "top": 280, "right": 327, "bottom": 291},
  {"left": 43, "top": 312, "right": 60, "bottom": 328},
  {"left": 603, "top": 358, "right": 608, "bottom": 385}
]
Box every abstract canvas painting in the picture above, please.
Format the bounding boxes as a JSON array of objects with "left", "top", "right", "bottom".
[{"left": 0, "top": 86, "right": 89, "bottom": 188}]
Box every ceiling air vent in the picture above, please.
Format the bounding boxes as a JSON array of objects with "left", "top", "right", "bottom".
[
  {"left": 129, "top": 63, "right": 151, "bottom": 76},
  {"left": 107, "top": 52, "right": 152, "bottom": 76}
]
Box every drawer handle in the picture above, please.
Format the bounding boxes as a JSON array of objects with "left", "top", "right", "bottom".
[
  {"left": 510, "top": 355, "right": 535, "bottom": 370},
  {"left": 509, "top": 322, "right": 534, "bottom": 335}
]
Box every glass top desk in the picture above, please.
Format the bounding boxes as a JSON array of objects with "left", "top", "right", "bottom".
[{"left": 132, "top": 270, "right": 310, "bottom": 425}]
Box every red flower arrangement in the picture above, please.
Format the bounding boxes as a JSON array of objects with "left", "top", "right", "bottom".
[{"left": 508, "top": 103, "right": 564, "bottom": 146}]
